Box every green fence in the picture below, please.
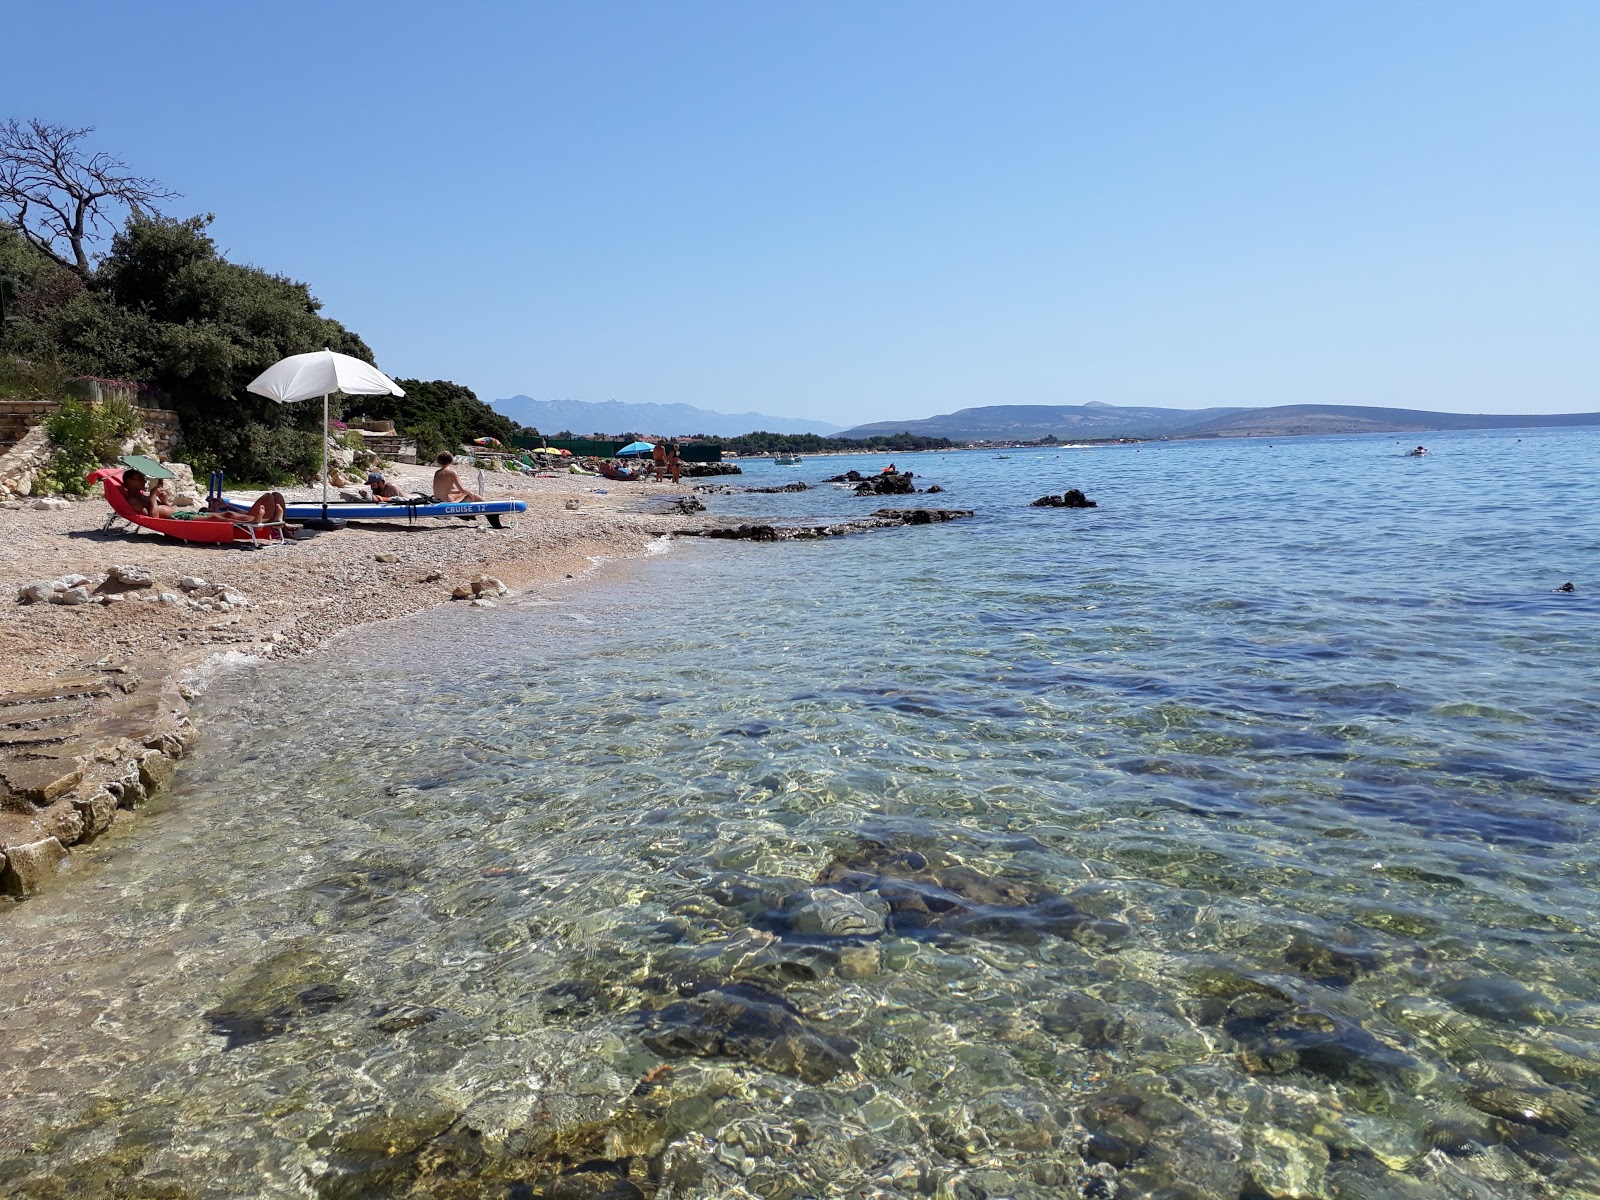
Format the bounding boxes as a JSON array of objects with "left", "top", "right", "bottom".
[{"left": 510, "top": 436, "right": 721, "bottom": 462}]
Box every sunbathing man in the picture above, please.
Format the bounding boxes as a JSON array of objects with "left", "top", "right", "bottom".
[
  {"left": 367, "top": 470, "right": 408, "bottom": 500},
  {"left": 121, "top": 469, "right": 177, "bottom": 519},
  {"left": 432, "top": 453, "right": 484, "bottom": 502}
]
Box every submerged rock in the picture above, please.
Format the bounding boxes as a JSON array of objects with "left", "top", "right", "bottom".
[
  {"left": 638, "top": 977, "right": 857, "bottom": 1082},
  {"left": 782, "top": 886, "right": 888, "bottom": 938},
  {"left": 813, "top": 840, "right": 1125, "bottom": 948},
  {"left": 1284, "top": 931, "right": 1383, "bottom": 987},
  {"left": 204, "top": 946, "right": 351, "bottom": 1048},
  {"left": 1188, "top": 966, "right": 1418, "bottom": 1087},
  {"left": 679, "top": 508, "right": 974, "bottom": 542},
  {"left": 1439, "top": 975, "right": 1557, "bottom": 1025}
]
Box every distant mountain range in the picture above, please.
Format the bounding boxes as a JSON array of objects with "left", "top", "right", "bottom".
[
  {"left": 840, "top": 402, "right": 1600, "bottom": 441},
  {"left": 492, "top": 396, "right": 844, "bottom": 437}
]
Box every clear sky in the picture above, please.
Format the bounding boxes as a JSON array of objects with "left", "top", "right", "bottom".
[{"left": 6, "top": 1, "right": 1596, "bottom": 422}]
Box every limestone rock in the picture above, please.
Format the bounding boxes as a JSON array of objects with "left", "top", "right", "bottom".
[
  {"left": 32, "top": 497, "right": 70, "bottom": 511},
  {"left": 472, "top": 575, "right": 508, "bottom": 595},
  {"left": 138, "top": 750, "right": 178, "bottom": 795},
  {"left": 59, "top": 573, "right": 93, "bottom": 588},
  {"left": 16, "top": 580, "right": 56, "bottom": 605},
  {"left": 0, "top": 837, "right": 68, "bottom": 896},
  {"left": 178, "top": 576, "right": 207, "bottom": 591},
  {"left": 73, "top": 790, "right": 118, "bottom": 839},
  {"left": 470, "top": 598, "right": 498, "bottom": 608},
  {"left": 451, "top": 585, "right": 473, "bottom": 600},
  {"left": 160, "top": 462, "right": 196, "bottom": 493},
  {"left": 53, "top": 586, "right": 93, "bottom": 606},
  {"left": 374, "top": 553, "right": 400, "bottom": 563},
  {"left": 153, "top": 592, "right": 181, "bottom": 604},
  {"left": 107, "top": 564, "right": 154, "bottom": 587},
  {"left": 41, "top": 803, "right": 86, "bottom": 847},
  {"left": 0, "top": 758, "right": 85, "bottom": 804}
]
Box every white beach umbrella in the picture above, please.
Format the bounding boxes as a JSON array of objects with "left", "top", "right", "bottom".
[{"left": 247, "top": 349, "right": 405, "bottom": 519}]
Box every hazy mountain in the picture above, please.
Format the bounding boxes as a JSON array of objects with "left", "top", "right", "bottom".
[
  {"left": 493, "top": 396, "right": 844, "bottom": 437},
  {"left": 840, "top": 401, "right": 1600, "bottom": 441}
]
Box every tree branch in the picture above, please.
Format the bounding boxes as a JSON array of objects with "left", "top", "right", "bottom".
[{"left": 0, "top": 118, "right": 179, "bottom": 277}]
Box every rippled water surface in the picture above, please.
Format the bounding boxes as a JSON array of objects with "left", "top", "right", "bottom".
[{"left": 4, "top": 429, "right": 1599, "bottom": 1199}]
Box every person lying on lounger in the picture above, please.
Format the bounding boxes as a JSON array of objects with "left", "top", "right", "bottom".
[
  {"left": 121, "top": 470, "right": 177, "bottom": 519},
  {"left": 204, "top": 492, "right": 290, "bottom": 526}
]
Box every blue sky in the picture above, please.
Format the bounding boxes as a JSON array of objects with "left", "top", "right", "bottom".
[{"left": 6, "top": 1, "right": 1596, "bottom": 423}]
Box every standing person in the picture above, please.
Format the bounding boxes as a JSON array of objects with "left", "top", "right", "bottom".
[
  {"left": 650, "top": 441, "right": 667, "bottom": 482},
  {"left": 432, "top": 453, "right": 485, "bottom": 502},
  {"left": 666, "top": 440, "right": 682, "bottom": 484}
]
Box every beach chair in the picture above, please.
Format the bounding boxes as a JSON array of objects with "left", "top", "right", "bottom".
[{"left": 90, "top": 467, "right": 292, "bottom": 548}]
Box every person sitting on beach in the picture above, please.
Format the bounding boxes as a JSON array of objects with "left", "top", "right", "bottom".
[
  {"left": 204, "top": 491, "right": 290, "bottom": 525},
  {"left": 881, "top": 462, "right": 898, "bottom": 475},
  {"left": 121, "top": 469, "right": 176, "bottom": 519},
  {"left": 432, "top": 453, "right": 484, "bottom": 502},
  {"left": 367, "top": 471, "right": 407, "bottom": 500},
  {"left": 599, "top": 460, "right": 637, "bottom": 481}
]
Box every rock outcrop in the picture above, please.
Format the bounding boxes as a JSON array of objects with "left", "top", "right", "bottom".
[
  {"left": 1031, "top": 489, "right": 1097, "bottom": 508},
  {"left": 0, "top": 666, "right": 194, "bottom": 897},
  {"left": 678, "top": 508, "right": 973, "bottom": 541}
]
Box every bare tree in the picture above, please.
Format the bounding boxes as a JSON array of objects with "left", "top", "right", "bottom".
[{"left": 0, "top": 119, "right": 178, "bottom": 278}]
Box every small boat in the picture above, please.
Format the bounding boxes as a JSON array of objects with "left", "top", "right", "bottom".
[
  {"left": 994, "top": 454, "right": 1011, "bottom": 460},
  {"left": 772, "top": 454, "right": 802, "bottom": 465}
]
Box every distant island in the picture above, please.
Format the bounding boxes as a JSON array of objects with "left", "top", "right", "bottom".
[
  {"left": 839, "top": 401, "right": 1600, "bottom": 442},
  {"left": 494, "top": 396, "right": 844, "bottom": 438}
]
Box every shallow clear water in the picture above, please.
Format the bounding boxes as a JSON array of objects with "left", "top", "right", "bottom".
[{"left": 3, "top": 429, "right": 1598, "bottom": 1199}]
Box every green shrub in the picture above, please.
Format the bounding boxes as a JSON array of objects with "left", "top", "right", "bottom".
[{"left": 37, "top": 397, "right": 144, "bottom": 494}]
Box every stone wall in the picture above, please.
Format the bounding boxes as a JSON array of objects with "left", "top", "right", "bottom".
[
  {"left": 140, "top": 409, "right": 182, "bottom": 459},
  {"left": 0, "top": 399, "right": 183, "bottom": 498},
  {"left": 0, "top": 425, "right": 53, "bottom": 498}
]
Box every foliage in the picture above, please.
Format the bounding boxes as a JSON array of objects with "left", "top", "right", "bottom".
[
  {"left": 0, "top": 354, "right": 67, "bottom": 400},
  {"left": 342, "top": 378, "right": 520, "bottom": 459},
  {"left": 36, "top": 395, "right": 142, "bottom": 494},
  {"left": 1, "top": 214, "right": 374, "bottom": 481},
  {"left": 715, "top": 430, "right": 955, "bottom": 454}
]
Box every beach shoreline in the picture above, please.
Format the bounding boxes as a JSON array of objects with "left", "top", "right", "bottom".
[{"left": 0, "top": 460, "right": 697, "bottom": 895}]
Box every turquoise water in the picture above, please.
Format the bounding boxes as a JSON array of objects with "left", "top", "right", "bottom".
[{"left": 2, "top": 429, "right": 1597, "bottom": 1199}]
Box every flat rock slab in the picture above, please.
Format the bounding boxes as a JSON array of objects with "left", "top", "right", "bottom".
[
  {"left": 0, "top": 700, "right": 88, "bottom": 730},
  {"left": 0, "top": 676, "right": 111, "bottom": 707},
  {"left": 0, "top": 758, "right": 86, "bottom": 804},
  {"left": 0, "top": 728, "right": 73, "bottom": 750}
]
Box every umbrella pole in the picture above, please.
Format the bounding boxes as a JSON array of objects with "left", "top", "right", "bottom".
[{"left": 322, "top": 392, "right": 330, "bottom": 520}]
